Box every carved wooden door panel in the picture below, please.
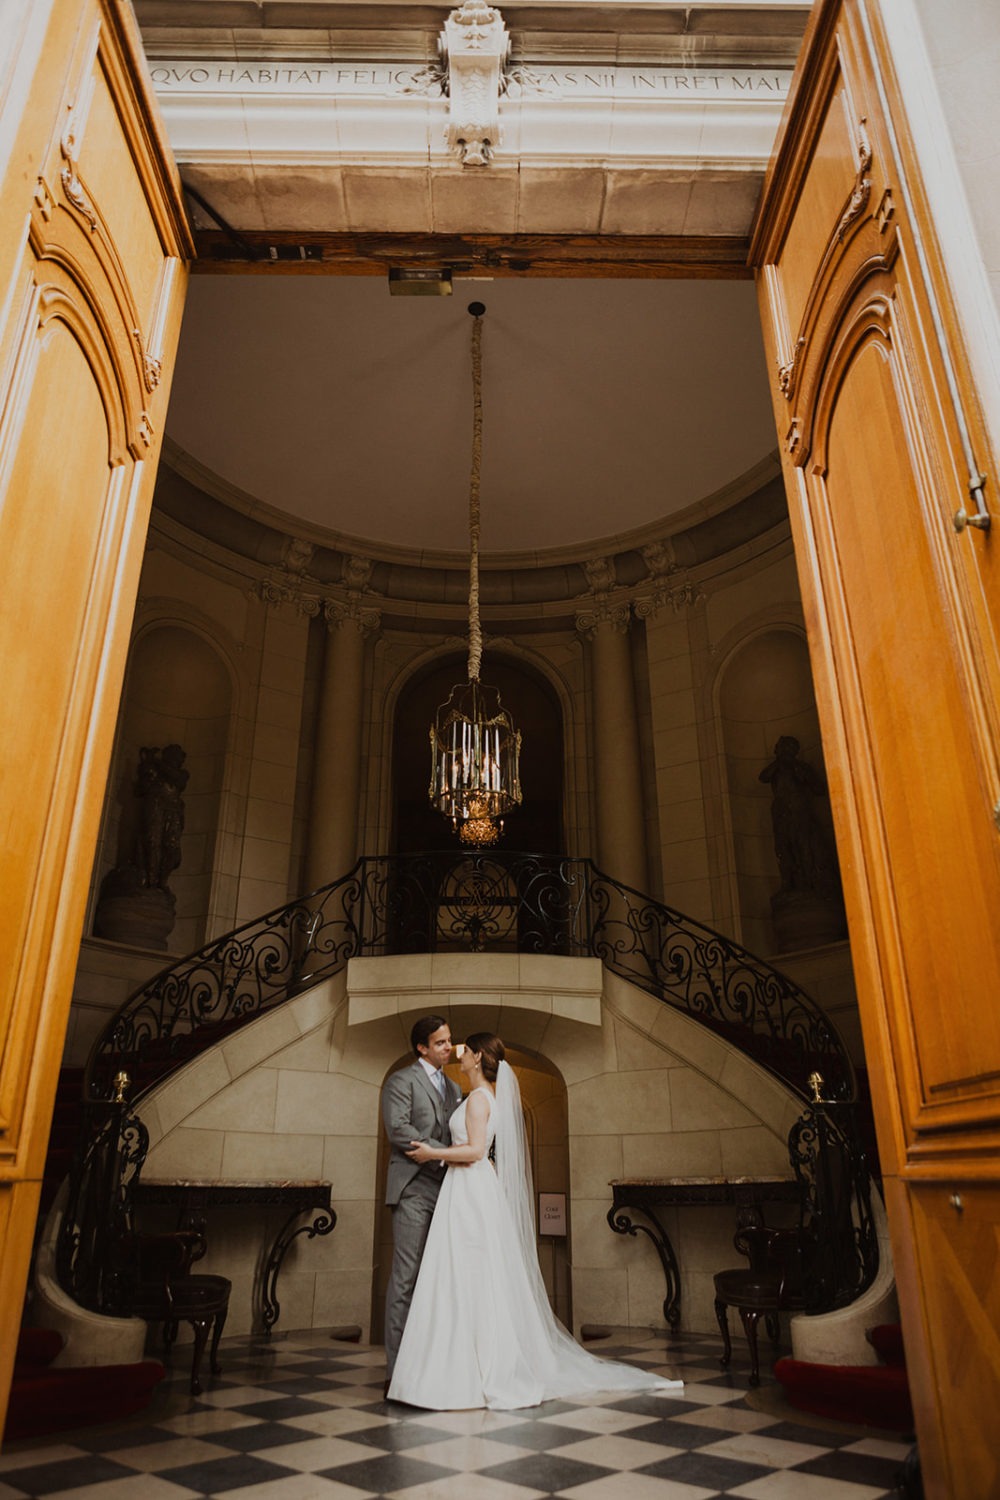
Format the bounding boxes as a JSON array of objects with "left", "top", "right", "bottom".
[
  {"left": 753, "top": 2, "right": 1000, "bottom": 1494},
  {"left": 0, "top": 0, "right": 190, "bottom": 1428}
]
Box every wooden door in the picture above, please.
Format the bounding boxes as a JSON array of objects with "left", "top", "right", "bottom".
[
  {"left": 752, "top": 2, "right": 1000, "bottom": 1494},
  {"left": 0, "top": 0, "right": 190, "bottom": 1431}
]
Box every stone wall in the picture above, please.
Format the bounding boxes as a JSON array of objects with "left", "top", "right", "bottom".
[{"left": 137, "top": 955, "right": 801, "bottom": 1342}]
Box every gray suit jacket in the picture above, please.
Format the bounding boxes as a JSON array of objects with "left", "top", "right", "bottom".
[{"left": 382, "top": 1060, "right": 463, "bottom": 1206}]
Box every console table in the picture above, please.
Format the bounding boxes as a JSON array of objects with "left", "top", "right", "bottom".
[
  {"left": 607, "top": 1176, "right": 803, "bottom": 1330},
  {"left": 134, "top": 1178, "right": 336, "bottom": 1333}
]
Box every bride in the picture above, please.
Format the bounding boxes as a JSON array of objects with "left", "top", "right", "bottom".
[{"left": 387, "top": 1033, "right": 683, "bottom": 1410}]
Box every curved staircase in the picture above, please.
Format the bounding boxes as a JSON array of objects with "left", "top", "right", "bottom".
[
  {"left": 81, "top": 852, "right": 859, "bottom": 1110},
  {"left": 26, "top": 852, "right": 888, "bottom": 1439}
]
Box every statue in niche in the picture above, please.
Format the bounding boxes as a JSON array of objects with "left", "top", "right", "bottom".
[
  {"left": 94, "top": 744, "right": 189, "bottom": 950},
  {"left": 134, "top": 744, "right": 189, "bottom": 889},
  {"left": 759, "top": 736, "right": 845, "bottom": 949}
]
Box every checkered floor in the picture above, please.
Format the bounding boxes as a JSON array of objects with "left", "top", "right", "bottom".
[{"left": 0, "top": 1330, "right": 912, "bottom": 1499}]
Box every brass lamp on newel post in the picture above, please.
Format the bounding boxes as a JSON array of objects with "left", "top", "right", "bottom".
[{"left": 429, "top": 303, "right": 522, "bottom": 847}]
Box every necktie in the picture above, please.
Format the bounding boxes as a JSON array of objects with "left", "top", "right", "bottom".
[{"left": 432, "top": 1069, "right": 446, "bottom": 1100}]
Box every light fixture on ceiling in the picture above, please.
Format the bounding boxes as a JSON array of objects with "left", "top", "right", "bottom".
[
  {"left": 388, "top": 266, "right": 453, "bottom": 296},
  {"left": 429, "top": 302, "right": 522, "bottom": 848}
]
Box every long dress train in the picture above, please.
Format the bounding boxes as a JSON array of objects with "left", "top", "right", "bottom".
[{"left": 388, "top": 1085, "right": 683, "bottom": 1410}]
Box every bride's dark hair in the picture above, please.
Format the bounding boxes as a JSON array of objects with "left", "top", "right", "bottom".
[{"left": 465, "top": 1032, "right": 505, "bottom": 1083}]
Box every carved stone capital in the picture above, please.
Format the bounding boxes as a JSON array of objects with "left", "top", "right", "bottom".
[
  {"left": 323, "top": 597, "right": 382, "bottom": 636},
  {"left": 255, "top": 575, "right": 322, "bottom": 616},
  {"left": 633, "top": 578, "right": 703, "bottom": 619},
  {"left": 441, "top": 2, "right": 509, "bottom": 166},
  {"left": 575, "top": 599, "right": 631, "bottom": 639}
]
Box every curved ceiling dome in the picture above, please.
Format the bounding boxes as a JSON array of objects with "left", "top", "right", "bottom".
[{"left": 165, "top": 274, "right": 777, "bottom": 558}]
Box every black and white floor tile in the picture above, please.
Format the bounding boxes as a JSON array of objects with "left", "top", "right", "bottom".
[{"left": 0, "top": 1330, "right": 911, "bottom": 1499}]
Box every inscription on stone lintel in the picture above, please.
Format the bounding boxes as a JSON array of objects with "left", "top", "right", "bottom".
[{"left": 148, "top": 62, "right": 791, "bottom": 101}]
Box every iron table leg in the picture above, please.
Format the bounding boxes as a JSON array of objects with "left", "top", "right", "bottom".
[
  {"left": 259, "top": 1207, "right": 337, "bottom": 1334},
  {"left": 606, "top": 1203, "right": 682, "bottom": 1330}
]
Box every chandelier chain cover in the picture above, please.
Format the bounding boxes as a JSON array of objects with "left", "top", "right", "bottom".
[
  {"left": 428, "top": 304, "right": 522, "bottom": 846},
  {"left": 467, "top": 307, "right": 483, "bottom": 682}
]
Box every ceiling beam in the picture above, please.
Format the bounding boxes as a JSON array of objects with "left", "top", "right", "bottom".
[{"left": 190, "top": 229, "right": 753, "bottom": 278}]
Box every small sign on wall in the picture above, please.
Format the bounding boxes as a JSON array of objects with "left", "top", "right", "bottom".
[{"left": 538, "top": 1192, "right": 567, "bottom": 1237}]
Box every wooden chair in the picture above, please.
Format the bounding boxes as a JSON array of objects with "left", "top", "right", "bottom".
[
  {"left": 713, "top": 1092, "right": 877, "bottom": 1387},
  {"left": 56, "top": 1101, "right": 231, "bottom": 1397},
  {"left": 714, "top": 1223, "right": 807, "bottom": 1385},
  {"left": 128, "top": 1226, "right": 231, "bottom": 1396}
]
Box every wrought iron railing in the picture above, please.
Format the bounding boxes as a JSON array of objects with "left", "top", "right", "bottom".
[
  {"left": 86, "top": 852, "right": 854, "bottom": 1105},
  {"left": 788, "top": 1098, "right": 879, "bottom": 1310},
  {"left": 56, "top": 1102, "right": 149, "bottom": 1315}
]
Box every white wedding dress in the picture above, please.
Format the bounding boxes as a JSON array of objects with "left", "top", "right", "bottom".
[{"left": 388, "top": 1075, "right": 683, "bottom": 1410}]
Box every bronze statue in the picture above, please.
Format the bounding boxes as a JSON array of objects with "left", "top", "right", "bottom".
[
  {"left": 759, "top": 736, "right": 839, "bottom": 898},
  {"left": 134, "top": 743, "right": 189, "bottom": 889}
]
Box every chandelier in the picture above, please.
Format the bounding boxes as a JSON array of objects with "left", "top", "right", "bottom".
[{"left": 429, "top": 303, "right": 522, "bottom": 847}]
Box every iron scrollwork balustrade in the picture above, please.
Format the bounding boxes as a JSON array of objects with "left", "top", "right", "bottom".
[
  {"left": 86, "top": 853, "right": 855, "bottom": 1108},
  {"left": 57, "top": 1105, "right": 150, "bottom": 1315},
  {"left": 787, "top": 1101, "right": 879, "bottom": 1308}
]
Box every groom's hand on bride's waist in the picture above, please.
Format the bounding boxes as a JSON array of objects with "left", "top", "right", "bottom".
[{"left": 406, "top": 1140, "right": 468, "bottom": 1167}]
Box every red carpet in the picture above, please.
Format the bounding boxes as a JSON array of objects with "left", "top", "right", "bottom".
[
  {"left": 5, "top": 1329, "right": 165, "bottom": 1441},
  {"left": 774, "top": 1323, "right": 914, "bottom": 1434}
]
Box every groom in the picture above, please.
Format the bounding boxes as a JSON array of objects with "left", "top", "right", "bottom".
[{"left": 382, "top": 1014, "right": 462, "bottom": 1391}]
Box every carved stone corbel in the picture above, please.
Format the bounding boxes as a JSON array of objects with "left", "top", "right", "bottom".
[
  {"left": 583, "top": 555, "right": 617, "bottom": 595},
  {"left": 632, "top": 539, "right": 702, "bottom": 616},
  {"left": 640, "top": 538, "right": 678, "bottom": 580},
  {"left": 322, "top": 555, "right": 381, "bottom": 634},
  {"left": 281, "top": 536, "right": 315, "bottom": 576},
  {"left": 441, "top": 2, "right": 509, "bottom": 166},
  {"left": 576, "top": 555, "right": 630, "bottom": 636},
  {"left": 342, "top": 554, "right": 373, "bottom": 593}
]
